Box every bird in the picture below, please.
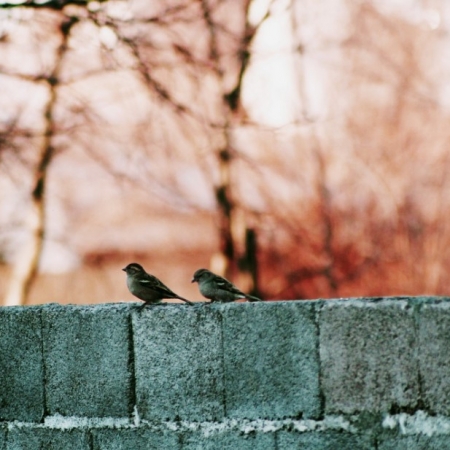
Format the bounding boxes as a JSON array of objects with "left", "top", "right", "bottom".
[
  {"left": 123, "top": 263, "right": 193, "bottom": 307},
  {"left": 191, "top": 268, "right": 262, "bottom": 303}
]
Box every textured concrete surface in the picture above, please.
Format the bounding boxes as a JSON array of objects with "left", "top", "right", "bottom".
[
  {"left": 378, "top": 435, "right": 450, "bottom": 450},
  {"left": 6, "top": 428, "right": 90, "bottom": 450},
  {"left": 133, "top": 305, "right": 224, "bottom": 421},
  {"left": 277, "top": 431, "right": 375, "bottom": 450},
  {"left": 42, "top": 303, "right": 134, "bottom": 417},
  {"left": 418, "top": 301, "right": 450, "bottom": 415},
  {"left": 182, "top": 430, "right": 275, "bottom": 449},
  {"left": 0, "top": 428, "right": 5, "bottom": 450},
  {"left": 0, "top": 297, "right": 450, "bottom": 448},
  {"left": 221, "top": 301, "right": 321, "bottom": 420},
  {"left": 320, "top": 298, "right": 419, "bottom": 414},
  {"left": 92, "top": 428, "right": 180, "bottom": 450},
  {"left": 0, "top": 307, "right": 44, "bottom": 422}
]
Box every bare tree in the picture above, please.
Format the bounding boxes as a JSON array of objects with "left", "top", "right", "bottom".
[
  {"left": 85, "top": 0, "right": 270, "bottom": 287},
  {"left": 2, "top": 0, "right": 450, "bottom": 305},
  {"left": 1, "top": 0, "right": 272, "bottom": 303},
  {"left": 4, "top": 14, "right": 78, "bottom": 305}
]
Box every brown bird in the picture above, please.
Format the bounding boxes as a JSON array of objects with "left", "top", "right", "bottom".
[
  {"left": 192, "top": 268, "right": 261, "bottom": 303},
  {"left": 123, "top": 263, "right": 193, "bottom": 307}
]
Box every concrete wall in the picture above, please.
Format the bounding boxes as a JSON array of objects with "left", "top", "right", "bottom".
[{"left": 1, "top": 297, "right": 450, "bottom": 449}]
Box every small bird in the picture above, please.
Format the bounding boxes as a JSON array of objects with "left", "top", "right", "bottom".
[
  {"left": 123, "top": 263, "right": 193, "bottom": 307},
  {"left": 192, "top": 268, "right": 262, "bottom": 303}
]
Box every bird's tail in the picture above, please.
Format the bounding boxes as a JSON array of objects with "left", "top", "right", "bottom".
[
  {"left": 245, "top": 294, "right": 262, "bottom": 302},
  {"left": 177, "top": 296, "right": 194, "bottom": 306}
]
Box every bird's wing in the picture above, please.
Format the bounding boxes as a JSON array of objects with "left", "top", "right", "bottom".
[
  {"left": 214, "top": 276, "right": 246, "bottom": 297},
  {"left": 138, "top": 274, "right": 179, "bottom": 298}
]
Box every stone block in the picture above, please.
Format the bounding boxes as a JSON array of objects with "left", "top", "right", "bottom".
[
  {"left": 6, "top": 427, "right": 90, "bottom": 450},
  {"left": 92, "top": 428, "right": 180, "bottom": 450},
  {"left": 320, "top": 299, "right": 419, "bottom": 414},
  {"left": 277, "top": 430, "right": 374, "bottom": 450},
  {"left": 182, "top": 429, "right": 275, "bottom": 449},
  {"left": 0, "top": 307, "right": 44, "bottom": 421},
  {"left": 418, "top": 301, "right": 450, "bottom": 414},
  {"left": 221, "top": 301, "right": 321, "bottom": 420},
  {"left": 379, "top": 435, "right": 450, "bottom": 450},
  {"left": 133, "top": 305, "right": 224, "bottom": 421},
  {"left": 43, "top": 304, "right": 134, "bottom": 417},
  {"left": 0, "top": 427, "right": 5, "bottom": 449}
]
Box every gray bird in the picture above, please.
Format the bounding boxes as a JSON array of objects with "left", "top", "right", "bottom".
[
  {"left": 123, "top": 263, "right": 193, "bottom": 307},
  {"left": 191, "top": 268, "right": 262, "bottom": 303}
]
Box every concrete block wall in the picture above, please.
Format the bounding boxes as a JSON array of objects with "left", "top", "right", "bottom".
[{"left": 1, "top": 297, "right": 450, "bottom": 449}]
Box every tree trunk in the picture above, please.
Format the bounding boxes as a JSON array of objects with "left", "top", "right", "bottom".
[
  {"left": 4, "top": 16, "right": 77, "bottom": 306},
  {"left": 203, "top": 0, "right": 262, "bottom": 282}
]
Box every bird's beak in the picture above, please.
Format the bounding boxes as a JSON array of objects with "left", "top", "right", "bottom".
[
  {"left": 191, "top": 277, "right": 196, "bottom": 283},
  {"left": 122, "top": 268, "right": 126, "bottom": 272}
]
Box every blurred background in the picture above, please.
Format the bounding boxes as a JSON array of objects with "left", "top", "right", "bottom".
[{"left": 0, "top": 0, "right": 449, "bottom": 305}]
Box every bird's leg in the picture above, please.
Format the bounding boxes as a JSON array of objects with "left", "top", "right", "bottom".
[{"left": 138, "top": 302, "right": 161, "bottom": 310}]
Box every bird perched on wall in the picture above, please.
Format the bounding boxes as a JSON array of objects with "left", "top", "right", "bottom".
[
  {"left": 123, "top": 263, "right": 193, "bottom": 307},
  {"left": 192, "top": 268, "right": 262, "bottom": 303}
]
